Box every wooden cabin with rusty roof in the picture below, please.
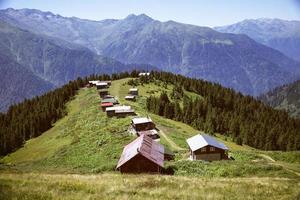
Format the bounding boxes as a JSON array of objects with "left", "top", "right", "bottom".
[{"left": 116, "top": 135, "right": 164, "bottom": 173}]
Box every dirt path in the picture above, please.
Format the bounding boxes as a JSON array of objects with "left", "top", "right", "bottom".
[
  {"left": 157, "top": 125, "right": 185, "bottom": 151},
  {"left": 259, "top": 153, "right": 300, "bottom": 177},
  {"left": 259, "top": 154, "right": 275, "bottom": 162}
]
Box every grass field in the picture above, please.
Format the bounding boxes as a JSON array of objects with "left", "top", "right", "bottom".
[
  {"left": 1, "top": 78, "right": 300, "bottom": 199},
  {"left": 0, "top": 173, "right": 299, "bottom": 200}
]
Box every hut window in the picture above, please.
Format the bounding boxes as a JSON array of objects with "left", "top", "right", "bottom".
[
  {"left": 210, "top": 147, "right": 215, "bottom": 152},
  {"left": 201, "top": 147, "right": 206, "bottom": 152}
]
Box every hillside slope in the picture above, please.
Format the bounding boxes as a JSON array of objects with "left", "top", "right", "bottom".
[
  {"left": 260, "top": 80, "right": 300, "bottom": 118},
  {"left": 1, "top": 8, "right": 300, "bottom": 96},
  {"left": 215, "top": 18, "right": 300, "bottom": 61},
  {"left": 1, "top": 78, "right": 300, "bottom": 199}
]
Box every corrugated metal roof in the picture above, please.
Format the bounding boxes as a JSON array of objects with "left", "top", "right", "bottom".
[
  {"left": 96, "top": 82, "right": 108, "bottom": 86},
  {"left": 129, "top": 88, "right": 138, "bottom": 91},
  {"left": 139, "top": 72, "right": 150, "bottom": 76},
  {"left": 106, "top": 106, "right": 131, "bottom": 111},
  {"left": 89, "top": 80, "right": 100, "bottom": 84},
  {"left": 101, "top": 102, "right": 113, "bottom": 107},
  {"left": 186, "top": 134, "right": 228, "bottom": 151},
  {"left": 132, "top": 117, "right": 153, "bottom": 125},
  {"left": 101, "top": 98, "right": 117, "bottom": 104},
  {"left": 116, "top": 135, "right": 164, "bottom": 169},
  {"left": 125, "top": 95, "right": 135, "bottom": 99},
  {"left": 115, "top": 109, "right": 135, "bottom": 114}
]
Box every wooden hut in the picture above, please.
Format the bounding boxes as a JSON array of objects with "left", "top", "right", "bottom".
[
  {"left": 106, "top": 106, "right": 133, "bottom": 117},
  {"left": 96, "top": 82, "right": 108, "bottom": 90},
  {"left": 186, "top": 134, "right": 229, "bottom": 161},
  {"left": 115, "top": 109, "right": 136, "bottom": 118},
  {"left": 102, "top": 95, "right": 114, "bottom": 99},
  {"left": 131, "top": 117, "right": 155, "bottom": 132},
  {"left": 116, "top": 134, "right": 164, "bottom": 173},
  {"left": 104, "top": 81, "right": 112, "bottom": 86},
  {"left": 125, "top": 95, "right": 136, "bottom": 101},
  {"left": 98, "top": 89, "right": 109, "bottom": 97},
  {"left": 129, "top": 88, "right": 138, "bottom": 96},
  {"left": 88, "top": 80, "right": 99, "bottom": 87},
  {"left": 136, "top": 130, "right": 160, "bottom": 140},
  {"left": 101, "top": 98, "right": 118, "bottom": 105},
  {"left": 138, "top": 72, "right": 150, "bottom": 77}
]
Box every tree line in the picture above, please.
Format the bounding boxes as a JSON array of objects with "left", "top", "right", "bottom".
[
  {"left": 0, "top": 71, "right": 136, "bottom": 156},
  {"left": 146, "top": 72, "right": 300, "bottom": 151}
]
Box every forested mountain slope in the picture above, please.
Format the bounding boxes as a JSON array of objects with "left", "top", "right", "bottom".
[
  {"left": 260, "top": 80, "right": 300, "bottom": 118},
  {"left": 0, "top": 53, "right": 54, "bottom": 112}
]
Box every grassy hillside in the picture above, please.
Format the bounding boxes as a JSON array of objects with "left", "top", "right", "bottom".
[{"left": 1, "top": 78, "right": 300, "bottom": 199}]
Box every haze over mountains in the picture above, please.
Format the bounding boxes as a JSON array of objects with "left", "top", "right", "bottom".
[
  {"left": 215, "top": 18, "right": 300, "bottom": 62},
  {"left": 0, "top": 15, "right": 153, "bottom": 112},
  {"left": 0, "top": 8, "right": 300, "bottom": 111}
]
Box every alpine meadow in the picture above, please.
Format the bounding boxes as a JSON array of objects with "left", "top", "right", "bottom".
[{"left": 0, "top": 1, "right": 300, "bottom": 199}]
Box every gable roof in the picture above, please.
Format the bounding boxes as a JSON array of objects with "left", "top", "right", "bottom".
[
  {"left": 132, "top": 117, "right": 153, "bottom": 125},
  {"left": 106, "top": 105, "right": 131, "bottom": 112},
  {"left": 186, "top": 134, "right": 228, "bottom": 152},
  {"left": 101, "top": 102, "right": 113, "bottom": 107},
  {"left": 96, "top": 82, "right": 108, "bottom": 86},
  {"left": 129, "top": 88, "right": 138, "bottom": 91},
  {"left": 139, "top": 72, "right": 150, "bottom": 76},
  {"left": 125, "top": 95, "right": 136, "bottom": 99},
  {"left": 101, "top": 98, "right": 117, "bottom": 104},
  {"left": 89, "top": 80, "right": 100, "bottom": 84},
  {"left": 116, "top": 134, "right": 164, "bottom": 169}
]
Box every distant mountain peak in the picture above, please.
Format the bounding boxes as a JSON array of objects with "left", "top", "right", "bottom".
[
  {"left": 124, "top": 13, "right": 153, "bottom": 23},
  {"left": 2, "top": 8, "right": 62, "bottom": 19}
]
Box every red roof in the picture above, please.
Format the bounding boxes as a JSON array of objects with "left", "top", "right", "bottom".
[
  {"left": 116, "top": 134, "right": 164, "bottom": 169},
  {"left": 101, "top": 102, "right": 113, "bottom": 107}
]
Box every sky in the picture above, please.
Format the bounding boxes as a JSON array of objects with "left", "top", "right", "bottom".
[{"left": 0, "top": 0, "right": 300, "bottom": 27}]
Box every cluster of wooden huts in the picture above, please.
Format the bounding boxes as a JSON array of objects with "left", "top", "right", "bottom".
[
  {"left": 89, "top": 80, "right": 138, "bottom": 118},
  {"left": 89, "top": 74, "right": 229, "bottom": 174}
]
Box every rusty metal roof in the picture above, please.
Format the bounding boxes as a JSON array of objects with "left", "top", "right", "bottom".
[
  {"left": 101, "top": 102, "right": 113, "bottom": 107},
  {"left": 116, "top": 134, "right": 164, "bottom": 169}
]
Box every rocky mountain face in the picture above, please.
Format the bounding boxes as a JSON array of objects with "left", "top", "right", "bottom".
[
  {"left": 215, "top": 18, "right": 300, "bottom": 62},
  {"left": 0, "top": 20, "right": 152, "bottom": 112},
  {"left": 260, "top": 80, "right": 300, "bottom": 118},
  {"left": 1, "top": 8, "right": 299, "bottom": 96}
]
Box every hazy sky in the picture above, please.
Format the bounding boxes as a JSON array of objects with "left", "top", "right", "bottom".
[{"left": 1, "top": 0, "right": 300, "bottom": 27}]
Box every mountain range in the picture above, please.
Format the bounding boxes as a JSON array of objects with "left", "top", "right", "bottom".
[
  {"left": 0, "top": 18, "right": 152, "bottom": 112},
  {"left": 215, "top": 18, "right": 300, "bottom": 62},
  {"left": 0, "top": 8, "right": 300, "bottom": 111}
]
